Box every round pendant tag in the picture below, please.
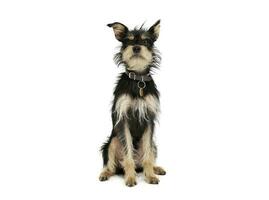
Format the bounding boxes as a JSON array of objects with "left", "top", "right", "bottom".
[{"left": 137, "top": 81, "right": 146, "bottom": 89}]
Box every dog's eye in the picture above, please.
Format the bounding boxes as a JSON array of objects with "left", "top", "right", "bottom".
[
  {"left": 143, "top": 40, "right": 149, "bottom": 46},
  {"left": 142, "top": 39, "right": 152, "bottom": 46},
  {"left": 123, "top": 38, "right": 135, "bottom": 45}
]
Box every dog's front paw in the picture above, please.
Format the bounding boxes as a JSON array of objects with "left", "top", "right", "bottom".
[
  {"left": 146, "top": 176, "right": 159, "bottom": 184},
  {"left": 125, "top": 176, "right": 137, "bottom": 187}
]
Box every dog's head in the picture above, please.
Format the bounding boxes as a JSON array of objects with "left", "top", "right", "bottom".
[{"left": 108, "top": 20, "right": 161, "bottom": 73}]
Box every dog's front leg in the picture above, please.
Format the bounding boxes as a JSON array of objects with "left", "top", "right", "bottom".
[
  {"left": 141, "top": 125, "right": 159, "bottom": 184},
  {"left": 121, "top": 122, "right": 137, "bottom": 187}
]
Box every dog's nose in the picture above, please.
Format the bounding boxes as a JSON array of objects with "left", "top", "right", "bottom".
[{"left": 132, "top": 46, "right": 141, "bottom": 54}]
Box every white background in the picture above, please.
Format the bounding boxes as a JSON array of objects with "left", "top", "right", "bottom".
[{"left": 0, "top": 0, "right": 269, "bottom": 199}]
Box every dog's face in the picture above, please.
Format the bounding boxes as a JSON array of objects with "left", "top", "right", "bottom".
[{"left": 108, "top": 20, "right": 160, "bottom": 73}]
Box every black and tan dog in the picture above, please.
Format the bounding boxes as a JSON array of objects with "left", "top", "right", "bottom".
[{"left": 99, "top": 20, "right": 166, "bottom": 187}]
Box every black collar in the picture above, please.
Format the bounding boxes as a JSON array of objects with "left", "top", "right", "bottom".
[{"left": 125, "top": 71, "right": 152, "bottom": 82}]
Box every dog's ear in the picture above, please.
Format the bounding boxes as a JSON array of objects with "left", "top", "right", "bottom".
[
  {"left": 107, "top": 22, "right": 128, "bottom": 42},
  {"left": 148, "top": 20, "right": 160, "bottom": 41}
]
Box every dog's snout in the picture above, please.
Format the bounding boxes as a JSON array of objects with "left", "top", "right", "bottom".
[{"left": 132, "top": 46, "right": 141, "bottom": 54}]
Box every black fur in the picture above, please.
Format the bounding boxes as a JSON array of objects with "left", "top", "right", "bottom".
[
  {"left": 101, "top": 21, "right": 161, "bottom": 174},
  {"left": 101, "top": 73, "right": 159, "bottom": 166},
  {"left": 113, "top": 27, "right": 161, "bottom": 74}
]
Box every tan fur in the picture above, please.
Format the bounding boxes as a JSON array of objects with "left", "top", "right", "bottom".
[
  {"left": 100, "top": 94, "right": 164, "bottom": 185},
  {"left": 122, "top": 45, "right": 153, "bottom": 72},
  {"left": 114, "top": 94, "right": 132, "bottom": 125},
  {"left": 106, "top": 139, "right": 116, "bottom": 172},
  {"left": 114, "top": 94, "right": 159, "bottom": 124},
  {"left": 107, "top": 137, "right": 124, "bottom": 171},
  {"left": 128, "top": 34, "right": 134, "bottom": 40},
  {"left": 140, "top": 126, "right": 159, "bottom": 183},
  {"left": 99, "top": 137, "right": 123, "bottom": 181},
  {"left": 153, "top": 23, "right": 160, "bottom": 39},
  {"left": 110, "top": 23, "right": 126, "bottom": 40},
  {"left": 102, "top": 20, "right": 164, "bottom": 186},
  {"left": 144, "top": 94, "right": 160, "bottom": 116},
  {"left": 99, "top": 167, "right": 114, "bottom": 181},
  {"left": 99, "top": 132, "right": 165, "bottom": 183},
  {"left": 141, "top": 34, "right": 150, "bottom": 40},
  {"left": 153, "top": 166, "right": 166, "bottom": 175},
  {"left": 122, "top": 123, "right": 137, "bottom": 186}
]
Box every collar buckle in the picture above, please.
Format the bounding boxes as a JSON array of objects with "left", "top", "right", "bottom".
[{"left": 128, "top": 72, "right": 136, "bottom": 80}]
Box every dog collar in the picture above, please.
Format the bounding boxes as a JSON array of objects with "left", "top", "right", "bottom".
[
  {"left": 125, "top": 71, "right": 152, "bottom": 82},
  {"left": 125, "top": 71, "right": 152, "bottom": 97}
]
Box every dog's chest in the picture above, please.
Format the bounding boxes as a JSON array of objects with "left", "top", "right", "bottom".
[{"left": 114, "top": 94, "right": 159, "bottom": 123}]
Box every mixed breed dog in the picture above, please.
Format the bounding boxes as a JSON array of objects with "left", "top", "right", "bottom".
[{"left": 99, "top": 20, "right": 166, "bottom": 187}]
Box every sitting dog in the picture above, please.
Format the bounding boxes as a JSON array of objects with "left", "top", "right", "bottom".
[{"left": 99, "top": 20, "right": 166, "bottom": 187}]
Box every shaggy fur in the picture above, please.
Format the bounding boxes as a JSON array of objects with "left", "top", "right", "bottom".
[{"left": 99, "top": 20, "right": 166, "bottom": 187}]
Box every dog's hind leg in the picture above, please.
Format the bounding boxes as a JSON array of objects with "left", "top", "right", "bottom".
[
  {"left": 151, "top": 142, "right": 166, "bottom": 176},
  {"left": 99, "top": 137, "right": 119, "bottom": 181},
  {"left": 153, "top": 166, "right": 166, "bottom": 175}
]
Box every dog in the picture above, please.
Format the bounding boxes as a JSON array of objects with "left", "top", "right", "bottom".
[{"left": 99, "top": 20, "right": 166, "bottom": 187}]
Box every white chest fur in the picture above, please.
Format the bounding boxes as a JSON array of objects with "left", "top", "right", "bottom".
[{"left": 114, "top": 94, "right": 159, "bottom": 124}]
